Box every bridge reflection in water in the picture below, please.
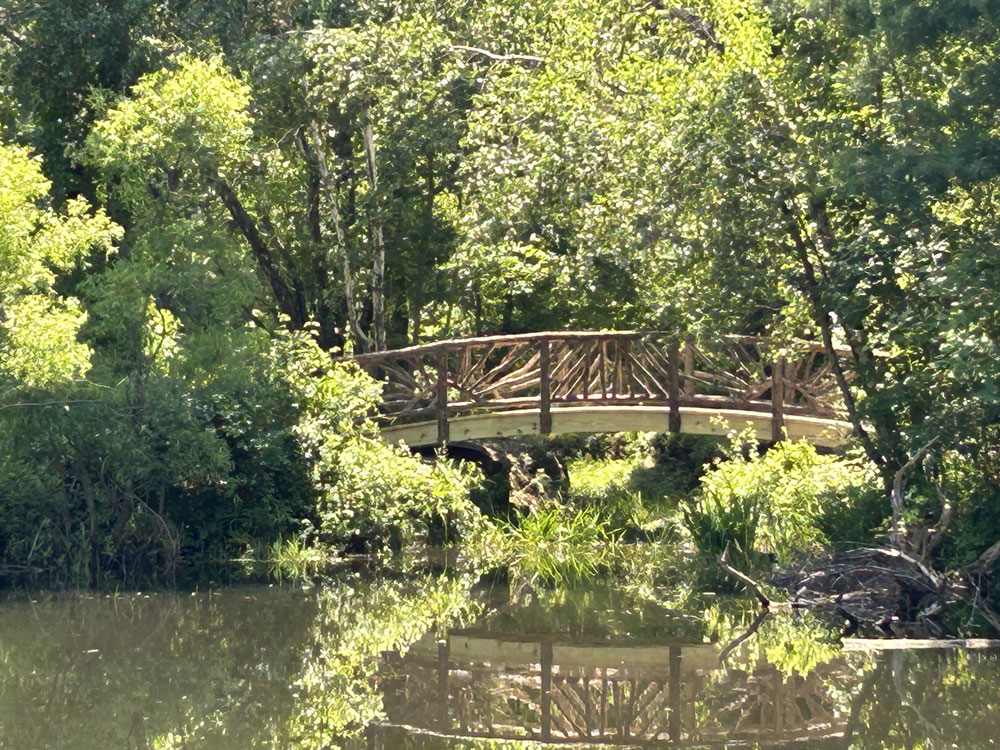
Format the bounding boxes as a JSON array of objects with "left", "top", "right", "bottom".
[{"left": 370, "top": 628, "right": 847, "bottom": 747}]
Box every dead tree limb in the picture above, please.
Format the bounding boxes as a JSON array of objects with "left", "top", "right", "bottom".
[
  {"left": 925, "top": 479, "right": 952, "bottom": 555},
  {"left": 361, "top": 103, "right": 386, "bottom": 352},
  {"left": 889, "top": 438, "right": 938, "bottom": 550},
  {"left": 308, "top": 121, "right": 370, "bottom": 353},
  {"left": 718, "top": 545, "right": 770, "bottom": 608},
  {"left": 969, "top": 539, "right": 1000, "bottom": 576},
  {"left": 451, "top": 45, "right": 546, "bottom": 64}
]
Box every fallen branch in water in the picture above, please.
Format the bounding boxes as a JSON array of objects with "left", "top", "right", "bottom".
[
  {"left": 842, "top": 637, "right": 1000, "bottom": 651},
  {"left": 718, "top": 607, "right": 769, "bottom": 666},
  {"left": 718, "top": 545, "right": 770, "bottom": 608}
]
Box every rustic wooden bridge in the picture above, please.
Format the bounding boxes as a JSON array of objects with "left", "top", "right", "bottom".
[{"left": 350, "top": 331, "right": 854, "bottom": 448}]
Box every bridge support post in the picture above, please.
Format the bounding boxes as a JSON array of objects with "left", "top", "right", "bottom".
[
  {"left": 540, "top": 640, "right": 552, "bottom": 740},
  {"left": 539, "top": 338, "right": 552, "bottom": 435},
  {"left": 436, "top": 351, "right": 449, "bottom": 444},
  {"left": 668, "top": 645, "right": 681, "bottom": 740},
  {"left": 437, "top": 639, "right": 450, "bottom": 727},
  {"left": 668, "top": 339, "right": 681, "bottom": 433},
  {"left": 771, "top": 357, "right": 785, "bottom": 442}
]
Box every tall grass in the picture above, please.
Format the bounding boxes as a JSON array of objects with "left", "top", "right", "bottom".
[
  {"left": 680, "top": 481, "right": 761, "bottom": 562},
  {"left": 266, "top": 537, "right": 330, "bottom": 582},
  {"left": 507, "top": 507, "right": 620, "bottom": 585}
]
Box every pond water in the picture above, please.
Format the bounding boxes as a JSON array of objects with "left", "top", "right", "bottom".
[{"left": 1, "top": 573, "right": 998, "bottom": 749}]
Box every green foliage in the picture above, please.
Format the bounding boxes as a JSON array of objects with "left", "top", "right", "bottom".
[
  {"left": 3, "top": 0, "right": 1000, "bottom": 585},
  {"left": 702, "top": 602, "right": 840, "bottom": 678},
  {"left": 682, "top": 426, "right": 874, "bottom": 567},
  {"left": 287, "top": 575, "right": 482, "bottom": 744},
  {"left": 278, "top": 329, "right": 484, "bottom": 551},
  {"left": 505, "top": 507, "right": 620, "bottom": 586},
  {"left": 567, "top": 457, "right": 637, "bottom": 504},
  {"left": 566, "top": 456, "right": 681, "bottom": 540},
  {"left": 650, "top": 433, "right": 727, "bottom": 492},
  {"left": 265, "top": 536, "right": 330, "bottom": 582},
  {"left": 0, "top": 143, "right": 121, "bottom": 386},
  {"left": 85, "top": 55, "right": 252, "bottom": 209},
  {"left": 933, "top": 451, "right": 1000, "bottom": 572}
]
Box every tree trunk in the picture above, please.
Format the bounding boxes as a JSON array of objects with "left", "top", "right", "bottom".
[
  {"left": 75, "top": 457, "right": 99, "bottom": 586},
  {"left": 362, "top": 102, "right": 386, "bottom": 352},
  {"left": 309, "top": 122, "right": 370, "bottom": 353},
  {"left": 213, "top": 175, "right": 307, "bottom": 329}
]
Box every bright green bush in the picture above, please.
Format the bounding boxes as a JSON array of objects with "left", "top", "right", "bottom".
[
  {"left": 566, "top": 456, "right": 680, "bottom": 539},
  {"left": 0, "top": 315, "right": 483, "bottom": 585},
  {"left": 278, "top": 329, "right": 483, "bottom": 552},
  {"left": 682, "top": 426, "right": 874, "bottom": 566}
]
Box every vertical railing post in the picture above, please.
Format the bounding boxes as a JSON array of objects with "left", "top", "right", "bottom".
[
  {"left": 668, "top": 645, "right": 681, "bottom": 741},
  {"left": 681, "top": 341, "right": 695, "bottom": 396},
  {"left": 436, "top": 349, "right": 449, "bottom": 444},
  {"left": 668, "top": 339, "right": 681, "bottom": 433},
  {"left": 540, "top": 640, "right": 553, "bottom": 740},
  {"left": 539, "top": 337, "right": 552, "bottom": 435},
  {"left": 437, "top": 639, "right": 450, "bottom": 727},
  {"left": 771, "top": 357, "right": 785, "bottom": 442}
]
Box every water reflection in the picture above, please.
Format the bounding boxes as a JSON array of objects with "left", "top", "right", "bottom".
[
  {"left": 375, "top": 589, "right": 849, "bottom": 746},
  {"left": 0, "top": 578, "right": 998, "bottom": 749}
]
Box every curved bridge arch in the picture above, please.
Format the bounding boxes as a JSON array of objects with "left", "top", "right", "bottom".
[{"left": 349, "top": 331, "right": 854, "bottom": 448}]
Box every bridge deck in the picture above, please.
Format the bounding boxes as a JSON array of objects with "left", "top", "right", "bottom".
[{"left": 380, "top": 405, "right": 852, "bottom": 448}]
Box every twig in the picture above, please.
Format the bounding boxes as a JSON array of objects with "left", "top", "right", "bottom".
[{"left": 451, "top": 45, "right": 545, "bottom": 64}]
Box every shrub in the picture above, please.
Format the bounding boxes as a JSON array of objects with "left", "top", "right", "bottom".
[
  {"left": 567, "top": 456, "right": 680, "bottom": 540},
  {"left": 279, "top": 329, "right": 484, "bottom": 552},
  {"left": 934, "top": 452, "right": 1000, "bottom": 571},
  {"left": 681, "top": 425, "right": 873, "bottom": 567}
]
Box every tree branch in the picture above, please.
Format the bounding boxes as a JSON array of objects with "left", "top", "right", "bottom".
[
  {"left": 361, "top": 102, "right": 386, "bottom": 352},
  {"left": 308, "top": 122, "right": 370, "bottom": 353},
  {"left": 649, "top": 3, "right": 725, "bottom": 53},
  {"left": 890, "top": 438, "right": 938, "bottom": 550},
  {"left": 212, "top": 176, "right": 306, "bottom": 328},
  {"left": 925, "top": 478, "right": 952, "bottom": 554},
  {"left": 782, "top": 199, "right": 883, "bottom": 466},
  {"left": 969, "top": 539, "right": 1000, "bottom": 575},
  {"left": 718, "top": 545, "right": 770, "bottom": 608},
  {"left": 451, "top": 45, "right": 546, "bottom": 65}
]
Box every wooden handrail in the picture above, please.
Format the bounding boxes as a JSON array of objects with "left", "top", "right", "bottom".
[{"left": 343, "top": 330, "right": 850, "bottom": 364}]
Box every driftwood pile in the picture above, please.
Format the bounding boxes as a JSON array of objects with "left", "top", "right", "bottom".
[
  {"left": 718, "top": 543, "right": 1000, "bottom": 638},
  {"left": 717, "top": 439, "right": 1000, "bottom": 638}
]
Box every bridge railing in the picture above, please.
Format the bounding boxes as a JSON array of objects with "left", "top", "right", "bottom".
[{"left": 348, "top": 331, "right": 849, "bottom": 443}]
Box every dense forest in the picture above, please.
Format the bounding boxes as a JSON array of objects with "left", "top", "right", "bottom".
[{"left": 1, "top": 0, "right": 999, "bottom": 624}]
